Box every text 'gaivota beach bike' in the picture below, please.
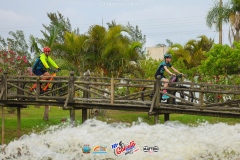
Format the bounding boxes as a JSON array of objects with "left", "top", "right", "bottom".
[{"left": 23, "top": 69, "right": 66, "bottom": 98}]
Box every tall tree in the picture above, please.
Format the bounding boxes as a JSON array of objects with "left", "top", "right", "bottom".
[
  {"left": 0, "top": 30, "right": 31, "bottom": 61},
  {"left": 107, "top": 21, "right": 146, "bottom": 57},
  {"left": 43, "top": 12, "right": 72, "bottom": 44},
  {"left": 200, "top": 42, "right": 240, "bottom": 76},
  {"left": 227, "top": 0, "right": 240, "bottom": 45},
  {"left": 206, "top": 0, "right": 228, "bottom": 44},
  {"left": 29, "top": 12, "right": 73, "bottom": 58},
  {"left": 84, "top": 24, "right": 143, "bottom": 77},
  {"left": 170, "top": 35, "right": 214, "bottom": 78},
  {"left": 55, "top": 32, "right": 88, "bottom": 75},
  {"left": 166, "top": 39, "right": 173, "bottom": 47}
]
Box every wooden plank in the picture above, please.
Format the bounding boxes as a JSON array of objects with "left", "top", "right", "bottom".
[
  {"left": 17, "top": 107, "right": 21, "bottom": 138},
  {"left": 2, "top": 107, "right": 4, "bottom": 145}
]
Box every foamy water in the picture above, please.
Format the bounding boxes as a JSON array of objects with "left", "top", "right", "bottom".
[{"left": 1, "top": 119, "right": 240, "bottom": 160}]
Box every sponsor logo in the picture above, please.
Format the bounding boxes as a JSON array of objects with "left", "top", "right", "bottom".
[
  {"left": 111, "top": 140, "right": 139, "bottom": 156},
  {"left": 92, "top": 145, "right": 107, "bottom": 154},
  {"left": 143, "top": 146, "right": 159, "bottom": 153},
  {"left": 82, "top": 144, "right": 91, "bottom": 154}
]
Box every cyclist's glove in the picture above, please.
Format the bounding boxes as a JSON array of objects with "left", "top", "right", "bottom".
[
  {"left": 57, "top": 68, "right": 61, "bottom": 72},
  {"left": 47, "top": 68, "right": 54, "bottom": 72}
]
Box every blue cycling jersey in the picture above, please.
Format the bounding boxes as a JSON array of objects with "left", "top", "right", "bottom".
[{"left": 155, "top": 61, "right": 172, "bottom": 79}]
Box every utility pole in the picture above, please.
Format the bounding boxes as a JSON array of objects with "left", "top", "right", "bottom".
[{"left": 219, "top": 0, "right": 223, "bottom": 44}]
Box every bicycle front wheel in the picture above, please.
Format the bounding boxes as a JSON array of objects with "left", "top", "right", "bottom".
[{"left": 176, "top": 86, "right": 194, "bottom": 103}]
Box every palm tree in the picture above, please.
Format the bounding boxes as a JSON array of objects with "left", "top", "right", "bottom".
[
  {"left": 170, "top": 35, "right": 214, "bottom": 78},
  {"left": 206, "top": 0, "right": 229, "bottom": 44},
  {"left": 84, "top": 24, "right": 143, "bottom": 77},
  {"left": 55, "top": 32, "right": 88, "bottom": 75},
  {"left": 83, "top": 25, "right": 107, "bottom": 75},
  {"left": 226, "top": 0, "right": 240, "bottom": 45}
]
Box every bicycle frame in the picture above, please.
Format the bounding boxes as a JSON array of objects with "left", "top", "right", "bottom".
[
  {"left": 141, "top": 74, "right": 194, "bottom": 102},
  {"left": 169, "top": 74, "right": 183, "bottom": 87},
  {"left": 167, "top": 74, "right": 194, "bottom": 102},
  {"left": 29, "top": 72, "right": 57, "bottom": 92}
]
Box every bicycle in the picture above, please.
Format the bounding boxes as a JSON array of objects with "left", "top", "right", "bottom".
[
  {"left": 141, "top": 74, "right": 194, "bottom": 103},
  {"left": 23, "top": 69, "right": 66, "bottom": 98},
  {"left": 166, "top": 74, "right": 194, "bottom": 103}
]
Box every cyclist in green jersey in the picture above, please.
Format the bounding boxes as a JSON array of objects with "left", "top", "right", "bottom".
[
  {"left": 155, "top": 53, "right": 181, "bottom": 99},
  {"left": 32, "top": 46, "right": 60, "bottom": 92}
]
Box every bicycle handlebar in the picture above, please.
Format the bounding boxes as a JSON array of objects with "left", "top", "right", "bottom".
[
  {"left": 54, "top": 69, "right": 61, "bottom": 73},
  {"left": 174, "top": 74, "right": 187, "bottom": 78},
  {"left": 49, "top": 69, "right": 61, "bottom": 73}
]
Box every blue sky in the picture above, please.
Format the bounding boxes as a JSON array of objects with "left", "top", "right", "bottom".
[{"left": 0, "top": 0, "right": 229, "bottom": 47}]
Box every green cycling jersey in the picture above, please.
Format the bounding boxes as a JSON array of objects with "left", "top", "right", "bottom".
[{"left": 32, "top": 53, "right": 59, "bottom": 71}]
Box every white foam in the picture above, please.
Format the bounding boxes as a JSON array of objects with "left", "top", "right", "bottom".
[{"left": 1, "top": 119, "right": 240, "bottom": 160}]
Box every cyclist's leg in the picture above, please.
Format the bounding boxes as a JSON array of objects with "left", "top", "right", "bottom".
[
  {"left": 161, "top": 77, "right": 169, "bottom": 92},
  {"left": 30, "top": 70, "right": 44, "bottom": 91},
  {"left": 41, "top": 71, "right": 52, "bottom": 80},
  {"left": 41, "top": 71, "right": 53, "bottom": 91},
  {"left": 161, "top": 77, "right": 170, "bottom": 99}
]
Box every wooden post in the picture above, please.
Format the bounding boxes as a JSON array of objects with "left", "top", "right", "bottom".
[
  {"left": 2, "top": 71, "right": 8, "bottom": 100},
  {"left": 199, "top": 84, "right": 204, "bottom": 109},
  {"left": 154, "top": 75, "right": 161, "bottom": 124},
  {"left": 17, "top": 70, "right": 23, "bottom": 100},
  {"left": 36, "top": 76, "right": 40, "bottom": 100},
  {"left": 111, "top": 78, "right": 114, "bottom": 104},
  {"left": 17, "top": 107, "right": 21, "bottom": 138},
  {"left": 155, "top": 75, "right": 161, "bottom": 108},
  {"left": 164, "top": 113, "right": 169, "bottom": 122},
  {"left": 82, "top": 109, "right": 87, "bottom": 123},
  {"left": 43, "top": 106, "right": 49, "bottom": 121},
  {"left": 82, "top": 71, "right": 90, "bottom": 123},
  {"left": 70, "top": 109, "right": 75, "bottom": 125},
  {"left": 68, "top": 71, "right": 75, "bottom": 122},
  {"left": 167, "top": 89, "right": 175, "bottom": 105},
  {"left": 1, "top": 107, "right": 4, "bottom": 145},
  {"left": 154, "top": 115, "right": 159, "bottom": 124},
  {"left": 69, "top": 71, "right": 75, "bottom": 102}
]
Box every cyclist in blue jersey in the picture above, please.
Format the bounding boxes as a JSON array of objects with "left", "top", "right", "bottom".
[{"left": 155, "top": 53, "right": 181, "bottom": 99}]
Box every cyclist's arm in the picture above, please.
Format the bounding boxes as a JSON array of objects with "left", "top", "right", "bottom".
[
  {"left": 171, "top": 66, "right": 181, "bottom": 74},
  {"left": 48, "top": 56, "right": 59, "bottom": 69},
  {"left": 40, "top": 54, "right": 50, "bottom": 69},
  {"left": 164, "top": 66, "right": 174, "bottom": 75}
]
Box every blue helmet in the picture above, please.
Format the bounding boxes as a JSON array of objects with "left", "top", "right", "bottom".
[{"left": 164, "top": 53, "right": 172, "bottom": 59}]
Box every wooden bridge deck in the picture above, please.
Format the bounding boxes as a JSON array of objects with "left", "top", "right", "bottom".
[
  {"left": 1, "top": 71, "right": 240, "bottom": 120},
  {"left": 2, "top": 99, "right": 240, "bottom": 119}
]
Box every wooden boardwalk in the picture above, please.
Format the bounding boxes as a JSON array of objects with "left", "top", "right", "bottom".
[{"left": 1, "top": 71, "right": 240, "bottom": 121}]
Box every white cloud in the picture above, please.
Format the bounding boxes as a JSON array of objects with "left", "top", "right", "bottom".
[{"left": 0, "top": 9, "right": 35, "bottom": 28}]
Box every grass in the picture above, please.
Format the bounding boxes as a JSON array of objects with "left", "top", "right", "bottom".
[{"left": 1, "top": 106, "right": 240, "bottom": 145}]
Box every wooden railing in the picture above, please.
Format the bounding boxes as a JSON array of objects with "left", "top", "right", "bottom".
[{"left": 1, "top": 71, "right": 240, "bottom": 115}]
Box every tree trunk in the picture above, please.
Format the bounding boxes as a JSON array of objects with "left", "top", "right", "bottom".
[
  {"left": 43, "top": 106, "right": 49, "bottom": 121},
  {"left": 219, "top": 0, "right": 223, "bottom": 44}
]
